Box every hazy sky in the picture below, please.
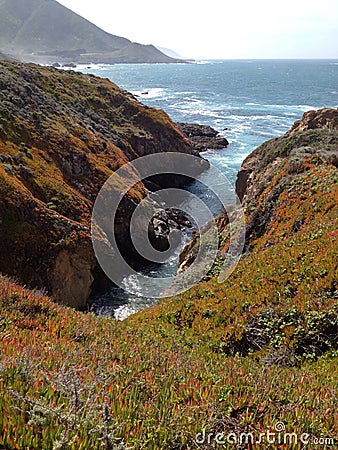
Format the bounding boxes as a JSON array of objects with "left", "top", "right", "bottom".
[{"left": 56, "top": 0, "right": 338, "bottom": 59}]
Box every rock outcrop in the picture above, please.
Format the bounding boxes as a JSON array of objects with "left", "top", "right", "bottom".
[
  {"left": 287, "top": 107, "right": 338, "bottom": 135},
  {"left": 0, "top": 60, "right": 203, "bottom": 308},
  {"left": 177, "top": 122, "right": 229, "bottom": 152}
]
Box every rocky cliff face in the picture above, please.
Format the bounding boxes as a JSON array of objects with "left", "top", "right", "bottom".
[
  {"left": 179, "top": 108, "right": 338, "bottom": 273},
  {"left": 236, "top": 108, "right": 338, "bottom": 249},
  {"left": 0, "top": 60, "right": 202, "bottom": 308},
  {"left": 237, "top": 108, "right": 338, "bottom": 204},
  {"left": 287, "top": 107, "right": 338, "bottom": 135}
]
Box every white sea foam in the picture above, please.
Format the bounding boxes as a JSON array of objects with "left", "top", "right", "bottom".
[
  {"left": 179, "top": 108, "right": 219, "bottom": 118},
  {"left": 267, "top": 104, "right": 316, "bottom": 111},
  {"left": 227, "top": 122, "right": 251, "bottom": 132},
  {"left": 226, "top": 115, "right": 247, "bottom": 122},
  {"left": 182, "top": 97, "right": 203, "bottom": 103},
  {"left": 245, "top": 102, "right": 316, "bottom": 112},
  {"left": 114, "top": 305, "right": 138, "bottom": 321},
  {"left": 213, "top": 153, "right": 248, "bottom": 167},
  {"left": 121, "top": 274, "right": 144, "bottom": 296},
  {"left": 73, "top": 63, "right": 112, "bottom": 72},
  {"left": 249, "top": 114, "right": 280, "bottom": 121},
  {"left": 132, "top": 88, "right": 166, "bottom": 99}
]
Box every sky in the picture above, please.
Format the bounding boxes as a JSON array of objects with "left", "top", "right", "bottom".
[{"left": 56, "top": 0, "right": 338, "bottom": 59}]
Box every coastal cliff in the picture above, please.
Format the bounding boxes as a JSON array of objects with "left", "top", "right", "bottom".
[
  {"left": 0, "top": 108, "right": 337, "bottom": 449},
  {"left": 179, "top": 108, "right": 338, "bottom": 270},
  {"left": 236, "top": 107, "right": 338, "bottom": 249},
  {"left": 0, "top": 60, "right": 204, "bottom": 308}
]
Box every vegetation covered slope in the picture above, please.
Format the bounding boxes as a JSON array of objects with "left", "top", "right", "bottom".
[
  {"left": 0, "top": 60, "right": 197, "bottom": 308},
  {"left": 0, "top": 109, "right": 337, "bottom": 449},
  {"left": 0, "top": 0, "right": 181, "bottom": 64}
]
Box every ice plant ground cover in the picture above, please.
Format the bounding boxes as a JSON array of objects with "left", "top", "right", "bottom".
[{"left": 1, "top": 141, "right": 337, "bottom": 448}]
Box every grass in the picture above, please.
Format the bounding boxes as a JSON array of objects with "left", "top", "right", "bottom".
[{"left": 0, "top": 276, "right": 337, "bottom": 449}]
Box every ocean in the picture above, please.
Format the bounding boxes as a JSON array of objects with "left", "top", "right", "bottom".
[
  {"left": 80, "top": 59, "right": 337, "bottom": 184},
  {"left": 79, "top": 59, "right": 338, "bottom": 319}
]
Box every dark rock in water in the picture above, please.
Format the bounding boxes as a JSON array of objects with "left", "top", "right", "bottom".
[
  {"left": 167, "top": 208, "right": 193, "bottom": 229},
  {"left": 148, "top": 208, "right": 192, "bottom": 253},
  {"left": 177, "top": 122, "right": 229, "bottom": 152}
]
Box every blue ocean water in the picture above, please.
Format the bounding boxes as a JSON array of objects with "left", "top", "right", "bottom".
[
  {"left": 80, "top": 59, "right": 338, "bottom": 184},
  {"left": 80, "top": 59, "right": 338, "bottom": 319}
]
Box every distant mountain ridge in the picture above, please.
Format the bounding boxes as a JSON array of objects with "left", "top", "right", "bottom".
[{"left": 0, "top": 0, "right": 183, "bottom": 64}]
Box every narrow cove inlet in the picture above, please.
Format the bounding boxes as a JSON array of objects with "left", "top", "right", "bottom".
[
  {"left": 90, "top": 157, "right": 230, "bottom": 320},
  {"left": 86, "top": 60, "right": 338, "bottom": 319}
]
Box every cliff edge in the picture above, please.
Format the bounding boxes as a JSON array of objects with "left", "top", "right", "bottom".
[{"left": 0, "top": 60, "right": 202, "bottom": 308}]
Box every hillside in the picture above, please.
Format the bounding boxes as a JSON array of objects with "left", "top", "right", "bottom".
[
  {"left": 0, "top": 60, "right": 204, "bottom": 309},
  {"left": 0, "top": 109, "right": 337, "bottom": 449},
  {"left": 0, "top": 0, "right": 182, "bottom": 64}
]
